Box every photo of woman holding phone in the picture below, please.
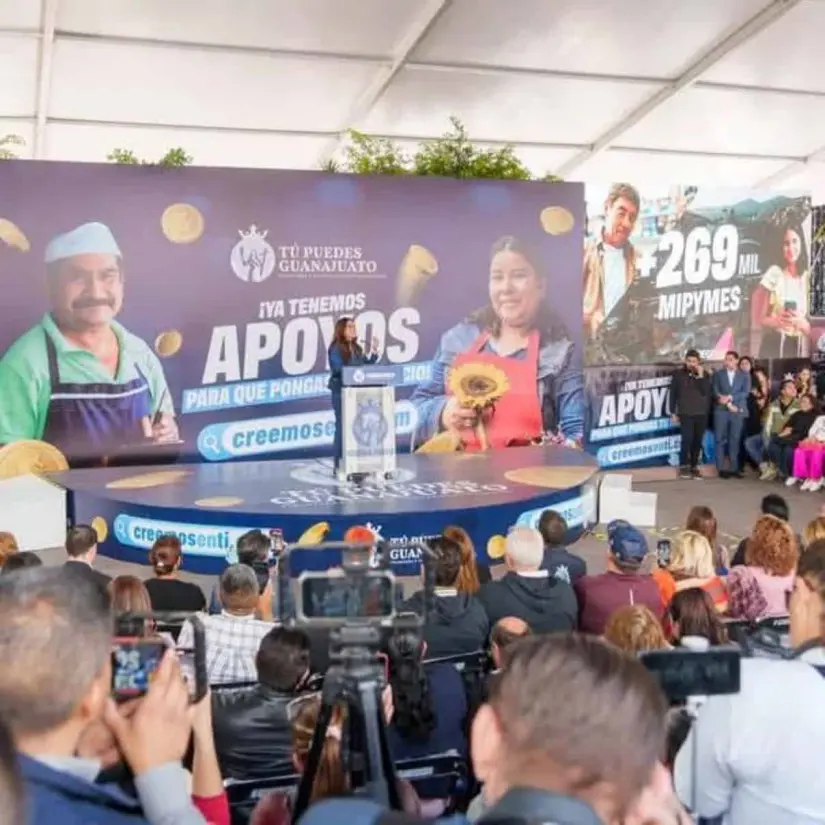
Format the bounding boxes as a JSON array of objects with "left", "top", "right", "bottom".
[{"left": 751, "top": 218, "right": 811, "bottom": 358}]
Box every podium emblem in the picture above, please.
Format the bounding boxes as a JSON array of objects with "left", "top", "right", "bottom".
[{"left": 352, "top": 398, "right": 389, "bottom": 450}]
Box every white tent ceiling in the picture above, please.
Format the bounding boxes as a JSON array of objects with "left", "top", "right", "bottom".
[{"left": 2, "top": 0, "right": 825, "bottom": 198}]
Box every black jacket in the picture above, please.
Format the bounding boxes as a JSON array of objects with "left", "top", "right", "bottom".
[
  {"left": 211, "top": 684, "right": 296, "bottom": 780},
  {"left": 403, "top": 590, "right": 489, "bottom": 657},
  {"left": 541, "top": 546, "right": 587, "bottom": 583},
  {"left": 670, "top": 367, "right": 711, "bottom": 417},
  {"left": 63, "top": 561, "right": 111, "bottom": 594},
  {"left": 478, "top": 572, "right": 578, "bottom": 634}
]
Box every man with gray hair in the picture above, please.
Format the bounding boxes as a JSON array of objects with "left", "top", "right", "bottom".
[
  {"left": 178, "top": 564, "right": 273, "bottom": 685},
  {"left": 0, "top": 567, "right": 205, "bottom": 825},
  {"left": 478, "top": 525, "right": 577, "bottom": 634}
]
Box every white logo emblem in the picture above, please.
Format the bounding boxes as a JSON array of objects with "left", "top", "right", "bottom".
[
  {"left": 230, "top": 225, "right": 276, "bottom": 283},
  {"left": 353, "top": 369, "right": 365, "bottom": 384},
  {"left": 553, "top": 565, "right": 571, "bottom": 584}
]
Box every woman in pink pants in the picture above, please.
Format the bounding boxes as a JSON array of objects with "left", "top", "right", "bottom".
[{"left": 789, "top": 407, "right": 825, "bottom": 491}]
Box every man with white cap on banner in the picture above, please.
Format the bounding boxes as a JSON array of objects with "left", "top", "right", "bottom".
[{"left": 0, "top": 221, "right": 177, "bottom": 465}]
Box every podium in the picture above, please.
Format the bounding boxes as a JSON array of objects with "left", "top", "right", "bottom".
[{"left": 341, "top": 366, "right": 401, "bottom": 480}]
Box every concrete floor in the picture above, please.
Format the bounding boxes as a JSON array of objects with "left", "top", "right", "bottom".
[{"left": 33, "top": 474, "right": 823, "bottom": 594}]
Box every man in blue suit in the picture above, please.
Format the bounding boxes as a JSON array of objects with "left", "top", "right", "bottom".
[{"left": 712, "top": 350, "right": 751, "bottom": 478}]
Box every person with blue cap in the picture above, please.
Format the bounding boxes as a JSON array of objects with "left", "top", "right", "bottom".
[
  {"left": 0, "top": 221, "right": 177, "bottom": 465},
  {"left": 574, "top": 519, "right": 663, "bottom": 635}
]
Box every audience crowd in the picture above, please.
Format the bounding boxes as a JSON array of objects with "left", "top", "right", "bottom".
[{"left": 1, "top": 475, "right": 824, "bottom": 825}]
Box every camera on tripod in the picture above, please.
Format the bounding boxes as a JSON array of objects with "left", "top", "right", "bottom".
[{"left": 277, "top": 536, "right": 435, "bottom": 817}]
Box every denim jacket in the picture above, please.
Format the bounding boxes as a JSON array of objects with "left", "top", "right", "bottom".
[{"left": 410, "top": 321, "right": 584, "bottom": 448}]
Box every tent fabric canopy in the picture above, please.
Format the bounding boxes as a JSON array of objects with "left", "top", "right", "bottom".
[{"left": 1, "top": 0, "right": 824, "bottom": 196}]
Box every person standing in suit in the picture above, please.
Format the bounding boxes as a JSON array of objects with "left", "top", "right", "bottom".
[
  {"left": 63, "top": 524, "right": 111, "bottom": 593},
  {"left": 711, "top": 350, "right": 751, "bottom": 478},
  {"left": 327, "top": 317, "right": 379, "bottom": 479}
]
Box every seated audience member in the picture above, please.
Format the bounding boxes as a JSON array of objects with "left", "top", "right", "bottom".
[
  {"left": 0, "top": 531, "right": 18, "bottom": 568},
  {"left": 0, "top": 567, "right": 205, "bottom": 825},
  {"left": 209, "top": 529, "right": 273, "bottom": 616},
  {"left": 786, "top": 399, "right": 825, "bottom": 491},
  {"left": 675, "top": 540, "right": 825, "bottom": 825},
  {"left": 728, "top": 515, "right": 797, "bottom": 621},
  {"left": 575, "top": 520, "right": 663, "bottom": 635},
  {"left": 0, "top": 551, "right": 42, "bottom": 575},
  {"left": 443, "top": 525, "right": 490, "bottom": 592},
  {"left": 386, "top": 628, "right": 467, "bottom": 802},
  {"left": 745, "top": 378, "right": 797, "bottom": 479},
  {"left": 251, "top": 698, "right": 422, "bottom": 825},
  {"left": 109, "top": 575, "right": 156, "bottom": 636},
  {"left": 179, "top": 564, "right": 273, "bottom": 685},
  {"left": 212, "top": 626, "right": 311, "bottom": 780},
  {"left": 803, "top": 516, "right": 825, "bottom": 550},
  {"left": 478, "top": 526, "right": 577, "bottom": 634},
  {"left": 537, "top": 510, "right": 587, "bottom": 583},
  {"left": 685, "top": 504, "right": 728, "bottom": 573},
  {"left": 731, "top": 493, "right": 793, "bottom": 567},
  {"left": 668, "top": 530, "right": 727, "bottom": 612},
  {"left": 403, "top": 536, "right": 489, "bottom": 657},
  {"left": 769, "top": 392, "right": 818, "bottom": 481},
  {"left": 63, "top": 523, "right": 111, "bottom": 592},
  {"left": 666, "top": 588, "right": 729, "bottom": 646},
  {"left": 318, "top": 633, "right": 686, "bottom": 825},
  {"left": 145, "top": 535, "right": 207, "bottom": 613},
  {"left": 490, "top": 616, "right": 531, "bottom": 671},
  {"left": 603, "top": 605, "right": 670, "bottom": 654},
  {"left": 0, "top": 715, "right": 23, "bottom": 825}
]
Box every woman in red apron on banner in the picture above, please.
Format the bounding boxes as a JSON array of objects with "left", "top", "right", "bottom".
[{"left": 411, "top": 236, "right": 584, "bottom": 452}]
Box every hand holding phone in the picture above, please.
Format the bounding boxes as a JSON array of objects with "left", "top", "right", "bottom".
[{"left": 104, "top": 648, "right": 194, "bottom": 776}]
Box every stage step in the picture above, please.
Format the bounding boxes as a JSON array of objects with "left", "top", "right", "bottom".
[
  {"left": 598, "top": 473, "right": 657, "bottom": 528},
  {"left": 0, "top": 474, "right": 67, "bottom": 552}
]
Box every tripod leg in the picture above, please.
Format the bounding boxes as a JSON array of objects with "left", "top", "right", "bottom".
[
  {"left": 292, "top": 678, "right": 342, "bottom": 821},
  {"left": 358, "top": 678, "right": 402, "bottom": 811}
]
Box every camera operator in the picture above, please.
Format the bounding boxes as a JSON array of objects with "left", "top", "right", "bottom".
[
  {"left": 300, "top": 633, "right": 689, "bottom": 825},
  {"left": 674, "top": 539, "right": 825, "bottom": 824},
  {"left": 0, "top": 567, "right": 207, "bottom": 825}
]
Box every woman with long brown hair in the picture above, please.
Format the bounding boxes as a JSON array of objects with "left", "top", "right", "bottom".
[
  {"left": 327, "top": 316, "right": 379, "bottom": 478},
  {"left": 667, "top": 588, "right": 728, "bottom": 646},
  {"left": 443, "top": 525, "right": 488, "bottom": 593},
  {"left": 685, "top": 505, "right": 728, "bottom": 573}
]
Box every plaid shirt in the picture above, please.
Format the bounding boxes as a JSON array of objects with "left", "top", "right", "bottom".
[{"left": 178, "top": 611, "right": 273, "bottom": 685}]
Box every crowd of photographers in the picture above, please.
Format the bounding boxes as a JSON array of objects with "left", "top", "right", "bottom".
[{"left": 0, "top": 491, "right": 824, "bottom": 825}]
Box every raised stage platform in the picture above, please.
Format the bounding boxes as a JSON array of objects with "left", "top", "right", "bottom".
[{"left": 53, "top": 446, "right": 600, "bottom": 574}]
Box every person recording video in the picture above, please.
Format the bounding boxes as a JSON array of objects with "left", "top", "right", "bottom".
[
  {"left": 670, "top": 348, "right": 711, "bottom": 480},
  {"left": 327, "top": 316, "right": 379, "bottom": 479}
]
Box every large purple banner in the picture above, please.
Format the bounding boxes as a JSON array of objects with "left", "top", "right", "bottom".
[{"left": 0, "top": 162, "right": 585, "bottom": 470}]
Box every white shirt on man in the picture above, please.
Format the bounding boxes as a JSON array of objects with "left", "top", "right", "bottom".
[
  {"left": 674, "top": 647, "right": 825, "bottom": 824},
  {"left": 602, "top": 243, "right": 626, "bottom": 319}
]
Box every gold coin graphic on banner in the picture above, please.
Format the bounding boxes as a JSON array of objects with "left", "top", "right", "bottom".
[
  {"left": 487, "top": 534, "right": 507, "bottom": 560},
  {"left": 161, "top": 203, "right": 204, "bottom": 244},
  {"left": 154, "top": 330, "right": 183, "bottom": 358},
  {"left": 297, "top": 522, "right": 330, "bottom": 546},
  {"left": 0, "top": 218, "right": 30, "bottom": 252},
  {"left": 194, "top": 496, "right": 244, "bottom": 508},
  {"left": 504, "top": 466, "right": 596, "bottom": 489},
  {"left": 540, "top": 206, "right": 575, "bottom": 236},
  {"left": 91, "top": 516, "right": 109, "bottom": 543},
  {"left": 106, "top": 470, "right": 190, "bottom": 490},
  {"left": 0, "top": 441, "right": 69, "bottom": 479},
  {"left": 397, "top": 244, "right": 438, "bottom": 305}
]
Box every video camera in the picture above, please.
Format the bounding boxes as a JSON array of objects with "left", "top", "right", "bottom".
[{"left": 278, "top": 537, "right": 436, "bottom": 816}]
